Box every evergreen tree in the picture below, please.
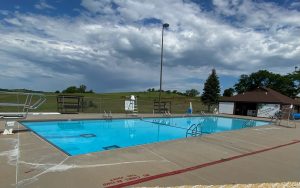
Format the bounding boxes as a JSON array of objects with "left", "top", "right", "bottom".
[{"left": 201, "top": 69, "right": 220, "bottom": 111}]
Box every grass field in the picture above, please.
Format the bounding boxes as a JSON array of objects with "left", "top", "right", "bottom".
[{"left": 0, "top": 91, "right": 209, "bottom": 114}]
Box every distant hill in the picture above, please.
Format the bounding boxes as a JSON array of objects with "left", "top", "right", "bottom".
[{"left": 0, "top": 88, "right": 44, "bottom": 93}]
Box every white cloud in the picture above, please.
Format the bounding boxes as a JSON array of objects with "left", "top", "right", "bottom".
[
  {"left": 0, "top": 0, "right": 300, "bottom": 92},
  {"left": 34, "top": 0, "right": 55, "bottom": 10},
  {"left": 81, "top": 0, "right": 115, "bottom": 14},
  {"left": 290, "top": 1, "right": 300, "bottom": 8}
]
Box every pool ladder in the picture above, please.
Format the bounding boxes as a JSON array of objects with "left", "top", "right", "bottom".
[{"left": 186, "top": 123, "right": 202, "bottom": 137}]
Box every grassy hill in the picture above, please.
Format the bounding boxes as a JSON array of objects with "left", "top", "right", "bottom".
[{"left": 0, "top": 91, "right": 208, "bottom": 113}]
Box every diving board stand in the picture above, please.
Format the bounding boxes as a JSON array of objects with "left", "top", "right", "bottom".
[{"left": 0, "top": 91, "right": 46, "bottom": 135}]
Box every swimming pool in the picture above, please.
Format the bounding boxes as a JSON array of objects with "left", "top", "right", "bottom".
[{"left": 21, "top": 116, "right": 269, "bottom": 156}]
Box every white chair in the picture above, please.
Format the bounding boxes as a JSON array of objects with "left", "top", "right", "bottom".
[
  {"left": 103, "top": 111, "right": 112, "bottom": 119},
  {"left": 213, "top": 108, "right": 219, "bottom": 114},
  {"left": 200, "top": 111, "right": 206, "bottom": 115},
  {"left": 166, "top": 111, "right": 172, "bottom": 117}
]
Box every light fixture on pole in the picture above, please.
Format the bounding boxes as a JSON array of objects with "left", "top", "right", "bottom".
[{"left": 158, "top": 23, "right": 169, "bottom": 113}]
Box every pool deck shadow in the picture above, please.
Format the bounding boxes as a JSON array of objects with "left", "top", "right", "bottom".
[{"left": 0, "top": 113, "right": 300, "bottom": 187}]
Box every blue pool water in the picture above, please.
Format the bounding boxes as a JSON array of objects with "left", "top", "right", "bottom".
[{"left": 21, "top": 116, "right": 269, "bottom": 156}]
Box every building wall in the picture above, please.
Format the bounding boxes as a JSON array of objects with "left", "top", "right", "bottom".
[
  {"left": 257, "top": 103, "right": 280, "bottom": 118},
  {"left": 219, "top": 102, "right": 234, "bottom": 114}
]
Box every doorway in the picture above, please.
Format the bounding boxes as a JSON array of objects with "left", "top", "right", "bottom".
[{"left": 234, "top": 102, "right": 257, "bottom": 116}]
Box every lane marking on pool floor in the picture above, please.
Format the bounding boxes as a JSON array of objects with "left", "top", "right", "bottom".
[{"left": 105, "top": 139, "right": 300, "bottom": 188}]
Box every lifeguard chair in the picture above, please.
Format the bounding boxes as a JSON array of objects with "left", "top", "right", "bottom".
[{"left": 125, "top": 95, "right": 138, "bottom": 116}]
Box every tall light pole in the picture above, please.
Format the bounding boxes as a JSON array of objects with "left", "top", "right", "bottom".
[{"left": 158, "top": 23, "right": 169, "bottom": 113}]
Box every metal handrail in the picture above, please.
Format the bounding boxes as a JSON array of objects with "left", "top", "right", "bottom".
[
  {"left": 186, "top": 123, "right": 202, "bottom": 137},
  {"left": 29, "top": 96, "right": 47, "bottom": 109},
  {"left": 274, "top": 105, "right": 296, "bottom": 128}
]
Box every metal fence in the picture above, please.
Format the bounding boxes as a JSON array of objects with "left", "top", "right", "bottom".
[
  {"left": 0, "top": 93, "right": 213, "bottom": 114},
  {"left": 71, "top": 96, "right": 211, "bottom": 114}
]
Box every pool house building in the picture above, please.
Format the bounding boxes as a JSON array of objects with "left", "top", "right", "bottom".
[{"left": 218, "top": 87, "right": 300, "bottom": 117}]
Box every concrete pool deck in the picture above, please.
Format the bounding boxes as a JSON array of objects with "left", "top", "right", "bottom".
[{"left": 0, "top": 113, "right": 300, "bottom": 187}]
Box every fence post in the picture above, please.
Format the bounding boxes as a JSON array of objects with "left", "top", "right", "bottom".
[{"left": 99, "top": 97, "right": 102, "bottom": 113}]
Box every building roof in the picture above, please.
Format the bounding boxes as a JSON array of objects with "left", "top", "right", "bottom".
[{"left": 220, "top": 87, "right": 300, "bottom": 105}]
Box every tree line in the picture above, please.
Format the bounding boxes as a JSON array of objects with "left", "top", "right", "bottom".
[
  {"left": 224, "top": 70, "right": 299, "bottom": 98},
  {"left": 200, "top": 68, "right": 300, "bottom": 111},
  {"left": 146, "top": 88, "right": 200, "bottom": 97},
  {"left": 56, "top": 84, "right": 94, "bottom": 94}
]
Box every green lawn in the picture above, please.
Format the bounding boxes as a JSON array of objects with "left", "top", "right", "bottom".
[{"left": 0, "top": 92, "right": 209, "bottom": 113}]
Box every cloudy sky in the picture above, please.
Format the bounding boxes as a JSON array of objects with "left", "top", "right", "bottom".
[{"left": 1, "top": 0, "right": 300, "bottom": 93}]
